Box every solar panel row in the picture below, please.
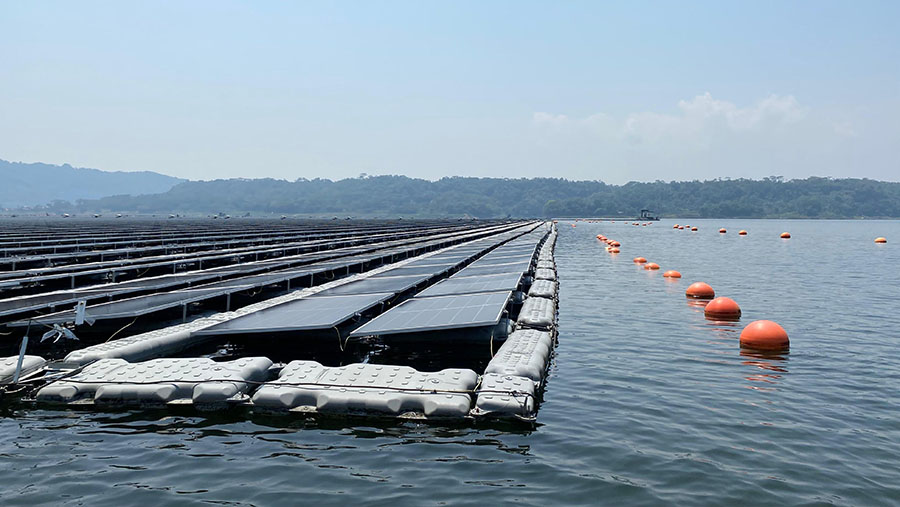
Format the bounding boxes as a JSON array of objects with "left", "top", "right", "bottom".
[
  {"left": 349, "top": 291, "right": 513, "bottom": 336},
  {"left": 5, "top": 222, "right": 532, "bottom": 327},
  {"left": 346, "top": 222, "right": 550, "bottom": 337},
  {"left": 188, "top": 226, "right": 538, "bottom": 336},
  {"left": 194, "top": 292, "right": 393, "bottom": 335}
]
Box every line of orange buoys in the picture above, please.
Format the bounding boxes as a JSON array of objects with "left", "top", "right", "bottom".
[
  {"left": 596, "top": 232, "right": 622, "bottom": 254},
  {"left": 650, "top": 222, "right": 887, "bottom": 349},
  {"left": 593, "top": 221, "right": 795, "bottom": 352},
  {"left": 684, "top": 281, "right": 789, "bottom": 351}
]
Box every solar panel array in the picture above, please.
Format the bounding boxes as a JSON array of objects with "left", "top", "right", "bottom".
[
  {"left": 350, "top": 291, "right": 513, "bottom": 336},
  {"left": 4, "top": 221, "right": 535, "bottom": 330},
  {"left": 347, "top": 223, "right": 551, "bottom": 337},
  {"left": 177, "top": 225, "right": 542, "bottom": 335},
  {"left": 194, "top": 293, "right": 393, "bottom": 335},
  {"left": 417, "top": 272, "right": 523, "bottom": 298}
]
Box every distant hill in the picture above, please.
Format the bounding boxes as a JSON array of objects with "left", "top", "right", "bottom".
[
  {"left": 0, "top": 159, "right": 185, "bottom": 208},
  {"left": 50, "top": 174, "right": 900, "bottom": 218}
]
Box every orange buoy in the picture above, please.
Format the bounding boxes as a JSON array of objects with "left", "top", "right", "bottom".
[
  {"left": 691, "top": 227, "right": 698, "bottom": 231},
  {"left": 719, "top": 228, "right": 726, "bottom": 234},
  {"left": 644, "top": 262, "right": 660, "bottom": 270},
  {"left": 678, "top": 226, "right": 684, "bottom": 230},
  {"left": 610, "top": 241, "right": 620, "bottom": 247},
  {"left": 663, "top": 270, "right": 681, "bottom": 278},
  {"left": 780, "top": 232, "right": 791, "bottom": 239},
  {"left": 633, "top": 257, "right": 647, "bottom": 263},
  {"left": 685, "top": 282, "right": 715, "bottom": 299},
  {"left": 704, "top": 297, "right": 742, "bottom": 320},
  {"left": 673, "top": 224, "right": 680, "bottom": 229},
  {"left": 738, "top": 230, "right": 747, "bottom": 236},
  {"left": 609, "top": 247, "right": 620, "bottom": 253},
  {"left": 739, "top": 320, "right": 789, "bottom": 350},
  {"left": 875, "top": 237, "right": 887, "bottom": 243}
]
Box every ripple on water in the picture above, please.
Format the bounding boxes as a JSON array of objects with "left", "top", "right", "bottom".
[{"left": 2, "top": 219, "right": 900, "bottom": 505}]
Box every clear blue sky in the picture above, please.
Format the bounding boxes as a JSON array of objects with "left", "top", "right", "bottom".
[{"left": 1, "top": 1, "right": 898, "bottom": 183}]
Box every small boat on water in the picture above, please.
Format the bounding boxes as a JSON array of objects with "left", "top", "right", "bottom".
[{"left": 639, "top": 209, "right": 660, "bottom": 221}]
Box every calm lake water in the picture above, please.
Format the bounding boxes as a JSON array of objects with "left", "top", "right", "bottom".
[{"left": 2, "top": 219, "right": 899, "bottom": 505}]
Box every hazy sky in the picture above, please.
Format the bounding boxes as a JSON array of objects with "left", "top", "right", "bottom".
[{"left": 2, "top": 1, "right": 898, "bottom": 183}]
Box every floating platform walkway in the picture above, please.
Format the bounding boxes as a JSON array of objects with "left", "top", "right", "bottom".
[{"left": 1, "top": 218, "right": 559, "bottom": 422}]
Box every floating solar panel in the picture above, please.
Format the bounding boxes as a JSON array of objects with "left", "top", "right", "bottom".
[
  {"left": 495, "top": 246, "right": 538, "bottom": 256},
  {"left": 451, "top": 261, "right": 531, "bottom": 278},
  {"left": 417, "top": 272, "right": 522, "bottom": 297},
  {"left": 0, "top": 291, "right": 113, "bottom": 317},
  {"left": 373, "top": 263, "right": 455, "bottom": 277},
  {"left": 402, "top": 256, "right": 462, "bottom": 267},
  {"left": 314, "top": 274, "right": 430, "bottom": 297},
  {"left": 475, "top": 253, "right": 534, "bottom": 265},
  {"left": 193, "top": 293, "right": 392, "bottom": 335},
  {"left": 10, "top": 287, "right": 234, "bottom": 325},
  {"left": 350, "top": 291, "right": 511, "bottom": 336}
]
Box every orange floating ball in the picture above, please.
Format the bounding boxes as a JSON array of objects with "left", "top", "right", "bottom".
[
  {"left": 780, "top": 232, "right": 791, "bottom": 238},
  {"left": 719, "top": 228, "right": 727, "bottom": 234},
  {"left": 740, "top": 320, "right": 789, "bottom": 350},
  {"left": 738, "top": 230, "right": 748, "bottom": 235},
  {"left": 609, "top": 247, "right": 620, "bottom": 253},
  {"left": 678, "top": 226, "right": 684, "bottom": 230},
  {"left": 673, "top": 224, "right": 680, "bottom": 229},
  {"left": 875, "top": 237, "right": 887, "bottom": 243},
  {"left": 663, "top": 270, "right": 681, "bottom": 278},
  {"left": 644, "top": 262, "right": 660, "bottom": 270},
  {"left": 704, "top": 297, "right": 742, "bottom": 320},
  {"left": 691, "top": 227, "right": 698, "bottom": 231},
  {"left": 685, "top": 282, "right": 715, "bottom": 299},
  {"left": 633, "top": 257, "right": 647, "bottom": 263},
  {"left": 610, "top": 241, "right": 620, "bottom": 247}
]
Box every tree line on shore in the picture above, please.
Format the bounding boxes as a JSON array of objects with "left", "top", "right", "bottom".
[{"left": 32, "top": 175, "right": 900, "bottom": 218}]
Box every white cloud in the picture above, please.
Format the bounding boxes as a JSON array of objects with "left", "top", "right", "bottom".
[
  {"left": 527, "top": 92, "right": 874, "bottom": 183},
  {"left": 537, "top": 92, "right": 807, "bottom": 146},
  {"left": 532, "top": 112, "right": 569, "bottom": 128}
]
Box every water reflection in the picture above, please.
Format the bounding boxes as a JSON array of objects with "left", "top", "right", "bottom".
[
  {"left": 703, "top": 320, "right": 742, "bottom": 342},
  {"left": 739, "top": 349, "right": 789, "bottom": 390},
  {"left": 685, "top": 298, "right": 710, "bottom": 313}
]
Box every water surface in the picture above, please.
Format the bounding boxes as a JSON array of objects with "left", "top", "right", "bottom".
[{"left": 2, "top": 219, "right": 899, "bottom": 505}]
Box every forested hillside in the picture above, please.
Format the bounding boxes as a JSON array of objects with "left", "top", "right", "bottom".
[
  {"left": 1, "top": 160, "right": 185, "bottom": 207},
  {"left": 40, "top": 175, "right": 900, "bottom": 218}
]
